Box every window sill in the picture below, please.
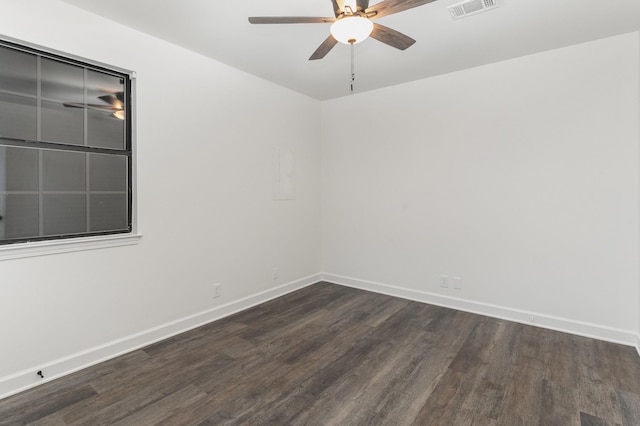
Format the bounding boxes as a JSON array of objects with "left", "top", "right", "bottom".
[{"left": 0, "top": 233, "right": 142, "bottom": 261}]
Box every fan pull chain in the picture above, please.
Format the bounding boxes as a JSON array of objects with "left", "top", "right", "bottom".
[{"left": 350, "top": 41, "right": 355, "bottom": 92}]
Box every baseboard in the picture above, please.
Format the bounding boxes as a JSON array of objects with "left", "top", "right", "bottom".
[
  {"left": 0, "top": 273, "right": 322, "bottom": 400},
  {"left": 636, "top": 334, "right": 640, "bottom": 357},
  {"left": 322, "top": 273, "right": 638, "bottom": 349}
]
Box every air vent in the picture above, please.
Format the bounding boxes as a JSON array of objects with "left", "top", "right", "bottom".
[{"left": 448, "top": 0, "right": 502, "bottom": 19}]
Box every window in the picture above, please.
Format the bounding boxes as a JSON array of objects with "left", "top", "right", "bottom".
[{"left": 0, "top": 39, "right": 133, "bottom": 246}]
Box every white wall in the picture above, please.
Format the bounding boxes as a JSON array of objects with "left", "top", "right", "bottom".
[
  {"left": 0, "top": 0, "right": 321, "bottom": 395},
  {"left": 637, "top": 32, "right": 640, "bottom": 355},
  {"left": 322, "top": 33, "right": 640, "bottom": 341}
]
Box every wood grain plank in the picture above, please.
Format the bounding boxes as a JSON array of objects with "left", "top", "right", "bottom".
[
  {"left": 539, "top": 379, "right": 580, "bottom": 426},
  {"left": 412, "top": 368, "right": 476, "bottom": 426},
  {"left": 89, "top": 351, "right": 156, "bottom": 394},
  {"left": 576, "top": 378, "right": 625, "bottom": 425},
  {"left": 494, "top": 363, "right": 545, "bottom": 426},
  {"left": 311, "top": 342, "right": 451, "bottom": 425},
  {"left": 60, "top": 353, "right": 233, "bottom": 425},
  {"left": 616, "top": 389, "right": 640, "bottom": 426},
  {"left": 370, "top": 23, "right": 416, "bottom": 50},
  {"left": 579, "top": 411, "right": 609, "bottom": 426},
  {"left": 0, "top": 385, "right": 96, "bottom": 426},
  {"left": 0, "top": 282, "right": 638, "bottom": 425},
  {"left": 112, "top": 385, "right": 207, "bottom": 426},
  {"left": 309, "top": 36, "right": 338, "bottom": 60},
  {"left": 455, "top": 320, "right": 520, "bottom": 423},
  {"left": 598, "top": 340, "right": 640, "bottom": 395}
]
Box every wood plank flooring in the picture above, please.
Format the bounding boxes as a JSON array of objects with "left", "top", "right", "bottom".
[{"left": 1, "top": 282, "right": 639, "bottom": 425}]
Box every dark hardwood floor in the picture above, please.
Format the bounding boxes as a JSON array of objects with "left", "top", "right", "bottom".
[{"left": 1, "top": 282, "right": 639, "bottom": 425}]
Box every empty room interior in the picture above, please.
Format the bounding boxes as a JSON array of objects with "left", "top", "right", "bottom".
[{"left": 0, "top": 0, "right": 639, "bottom": 424}]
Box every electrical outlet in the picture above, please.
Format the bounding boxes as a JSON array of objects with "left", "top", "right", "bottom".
[
  {"left": 273, "top": 267, "right": 279, "bottom": 280},
  {"left": 440, "top": 275, "right": 449, "bottom": 288},
  {"left": 453, "top": 276, "right": 462, "bottom": 290},
  {"left": 212, "top": 283, "right": 221, "bottom": 298}
]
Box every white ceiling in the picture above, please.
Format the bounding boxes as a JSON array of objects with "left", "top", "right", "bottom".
[{"left": 59, "top": 0, "right": 640, "bottom": 100}]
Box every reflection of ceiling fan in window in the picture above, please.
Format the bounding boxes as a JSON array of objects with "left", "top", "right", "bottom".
[{"left": 63, "top": 92, "right": 125, "bottom": 120}]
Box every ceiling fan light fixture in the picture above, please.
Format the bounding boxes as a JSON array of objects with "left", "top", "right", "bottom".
[
  {"left": 112, "top": 110, "right": 125, "bottom": 120},
  {"left": 330, "top": 16, "right": 373, "bottom": 45}
]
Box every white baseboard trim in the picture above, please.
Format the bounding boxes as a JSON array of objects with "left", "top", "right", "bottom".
[
  {"left": 322, "top": 273, "right": 638, "bottom": 349},
  {"left": 0, "top": 273, "right": 322, "bottom": 400}
]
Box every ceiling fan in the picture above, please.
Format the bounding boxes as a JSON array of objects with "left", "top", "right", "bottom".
[
  {"left": 63, "top": 92, "right": 125, "bottom": 120},
  {"left": 249, "top": 0, "right": 438, "bottom": 60}
]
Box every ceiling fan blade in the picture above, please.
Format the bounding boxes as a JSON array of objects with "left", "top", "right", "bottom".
[
  {"left": 365, "top": 0, "right": 437, "bottom": 19},
  {"left": 62, "top": 102, "right": 84, "bottom": 109},
  {"left": 98, "top": 92, "right": 124, "bottom": 102},
  {"left": 309, "top": 35, "right": 339, "bottom": 60},
  {"left": 331, "top": 0, "right": 344, "bottom": 16},
  {"left": 249, "top": 16, "right": 334, "bottom": 24},
  {"left": 370, "top": 23, "right": 416, "bottom": 50},
  {"left": 63, "top": 102, "right": 122, "bottom": 111},
  {"left": 86, "top": 104, "right": 122, "bottom": 111},
  {"left": 98, "top": 94, "right": 124, "bottom": 108}
]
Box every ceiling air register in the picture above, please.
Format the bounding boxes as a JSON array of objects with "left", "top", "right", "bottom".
[{"left": 448, "top": 0, "right": 502, "bottom": 19}]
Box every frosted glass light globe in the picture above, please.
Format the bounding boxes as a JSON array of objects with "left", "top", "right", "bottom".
[{"left": 330, "top": 16, "right": 374, "bottom": 45}]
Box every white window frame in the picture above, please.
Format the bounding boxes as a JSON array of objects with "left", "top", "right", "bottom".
[{"left": 0, "top": 35, "right": 141, "bottom": 260}]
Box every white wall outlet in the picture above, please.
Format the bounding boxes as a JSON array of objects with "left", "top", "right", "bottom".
[
  {"left": 453, "top": 276, "right": 462, "bottom": 290},
  {"left": 212, "top": 283, "right": 221, "bottom": 298},
  {"left": 440, "top": 275, "right": 449, "bottom": 288},
  {"left": 273, "top": 267, "right": 279, "bottom": 280}
]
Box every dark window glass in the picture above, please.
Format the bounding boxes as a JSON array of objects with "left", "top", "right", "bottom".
[
  {"left": 89, "top": 154, "right": 127, "bottom": 191},
  {"left": 43, "top": 194, "right": 87, "bottom": 236},
  {"left": 41, "top": 100, "right": 85, "bottom": 145},
  {"left": 0, "top": 47, "right": 37, "bottom": 96},
  {"left": 0, "top": 40, "right": 132, "bottom": 245},
  {"left": 3, "top": 194, "right": 39, "bottom": 239},
  {"left": 0, "top": 93, "right": 37, "bottom": 140},
  {"left": 88, "top": 108, "right": 124, "bottom": 149},
  {"left": 41, "top": 58, "right": 84, "bottom": 103},
  {"left": 90, "top": 194, "right": 127, "bottom": 232},
  {"left": 2, "top": 146, "right": 38, "bottom": 191},
  {"left": 42, "top": 149, "right": 86, "bottom": 191}
]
